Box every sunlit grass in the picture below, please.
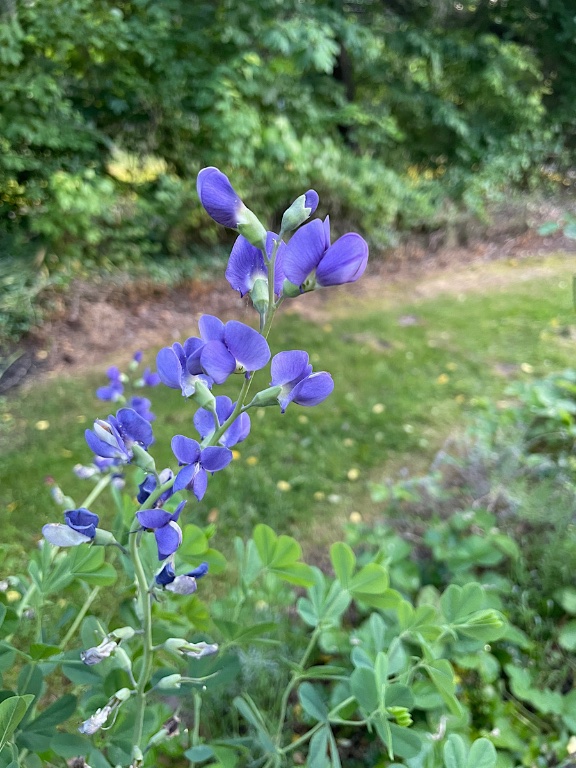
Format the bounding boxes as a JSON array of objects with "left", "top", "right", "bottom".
[{"left": 2, "top": 254, "right": 576, "bottom": 561}]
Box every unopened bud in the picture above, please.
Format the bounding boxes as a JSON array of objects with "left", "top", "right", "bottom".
[
  {"left": 249, "top": 277, "right": 269, "bottom": 316},
  {"left": 92, "top": 528, "right": 119, "bottom": 547},
  {"left": 131, "top": 444, "right": 156, "bottom": 473},
  {"left": 157, "top": 673, "right": 183, "bottom": 690},
  {"left": 280, "top": 190, "right": 319, "bottom": 235},
  {"left": 281, "top": 279, "right": 301, "bottom": 298}
]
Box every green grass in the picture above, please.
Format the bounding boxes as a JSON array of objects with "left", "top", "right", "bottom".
[{"left": 2, "top": 254, "right": 576, "bottom": 558}]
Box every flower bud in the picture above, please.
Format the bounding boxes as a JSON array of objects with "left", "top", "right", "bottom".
[
  {"left": 131, "top": 443, "right": 156, "bottom": 473},
  {"left": 92, "top": 528, "right": 119, "bottom": 547},
  {"left": 111, "top": 626, "right": 136, "bottom": 642},
  {"left": 280, "top": 190, "right": 319, "bottom": 235},
  {"left": 246, "top": 386, "right": 283, "bottom": 408},
  {"left": 157, "top": 673, "right": 183, "bottom": 690},
  {"left": 130, "top": 746, "right": 144, "bottom": 768},
  {"left": 249, "top": 277, "right": 269, "bottom": 317}
]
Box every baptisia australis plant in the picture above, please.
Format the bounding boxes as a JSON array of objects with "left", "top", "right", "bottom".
[{"left": 31, "top": 169, "right": 369, "bottom": 768}]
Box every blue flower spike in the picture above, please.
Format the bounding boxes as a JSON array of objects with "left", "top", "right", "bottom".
[{"left": 197, "top": 167, "right": 267, "bottom": 250}]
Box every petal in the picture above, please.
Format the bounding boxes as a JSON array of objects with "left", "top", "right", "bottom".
[
  {"left": 282, "top": 219, "right": 327, "bottom": 286},
  {"left": 96, "top": 384, "right": 123, "bottom": 401},
  {"left": 323, "top": 215, "right": 331, "bottom": 248},
  {"left": 273, "top": 239, "right": 287, "bottom": 296},
  {"left": 291, "top": 372, "right": 335, "bottom": 407},
  {"left": 137, "top": 508, "right": 173, "bottom": 529},
  {"left": 155, "top": 521, "right": 182, "bottom": 560},
  {"left": 226, "top": 236, "right": 266, "bottom": 296},
  {"left": 155, "top": 562, "right": 176, "bottom": 586},
  {"left": 183, "top": 336, "right": 204, "bottom": 357},
  {"left": 85, "top": 429, "right": 123, "bottom": 460},
  {"left": 173, "top": 464, "right": 196, "bottom": 492},
  {"left": 270, "top": 350, "right": 310, "bottom": 387},
  {"left": 156, "top": 347, "right": 183, "bottom": 389},
  {"left": 42, "top": 523, "right": 92, "bottom": 547},
  {"left": 222, "top": 411, "right": 251, "bottom": 447},
  {"left": 64, "top": 508, "right": 99, "bottom": 538},
  {"left": 199, "top": 315, "right": 225, "bottom": 343},
  {"left": 192, "top": 467, "right": 208, "bottom": 501},
  {"left": 197, "top": 167, "right": 244, "bottom": 228},
  {"left": 200, "top": 446, "right": 233, "bottom": 472},
  {"left": 224, "top": 321, "right": 271, "bottom": 372},
  {"left": 200, "top": 340, "right": 236, "bottom": 384},
  {"left": 187, "top": 562, "right": 209, "bottom": 579},
  {"left": 316, "top": 233, "right": 369, "bottom": 286},
  {"left": 165, "top": 575, "right": 198, "bottom": 595},
  {"left": 305, "top": 189, "right": 319, "bottom": 214},
  {"left": 193, "top": 396, "right": 231, "bottom": 440},
  {"left": 116, "top": 408, "right": 154, "bottom": 448},
  {"left": 170, "top": 500, "right": 187, "bottom": 522},
  {"left": 171, "top": 435, "right": 201, "bottom": 465}
]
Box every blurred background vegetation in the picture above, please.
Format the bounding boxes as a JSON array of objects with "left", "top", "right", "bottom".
[{"left": 1, "top": 0, "right": 576, "bottom": 294}]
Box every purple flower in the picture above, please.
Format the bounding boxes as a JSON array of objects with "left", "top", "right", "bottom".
[
  {"left": 271, "top": 351, "right": 334, "bottom": 413},
  {"left": 128, "top": 395, "right": 155, "bottom": 423},
  {"left": 85, "top": 408, "right": 154, "bottom": 463},
  {"left": 133, "top": 350, "right": 143, "bottom": 364},
  {"left": 282, "top": 217, "right": 368, "bottom": 291},
  {"left": 172, "top": 435, "right": 232, "bottom": 500},
  {"left": 193, "top": 395, "right": 250, "bottom": 448},
  {"left": 155, "top": 561, "right": 209, "bottom": 594},
  {"left": 156, "top": 338, "right": 212, "bottom": 398},
  {"left": 197, "top": 167, "right": 246, "bottom": 229},
  {"left": 137, "top": 468, "right": 175, "bottom": 506},
  {"left": 42, "top": 507, "right": 99, "bottom": 547},
  {"left": 197, "top": 315, "right": 271, "bottom": 385},
  {"left": 137, "top": 501, "right": 186, "bottom": 560},
  {"left": 225, "top": 232, "right": 284, "bottom": 299},
  {"left": 142, "top": 367, "right": 161, "bottom": 387},
  {"left": 96, "top": 366, "right": 124, "bottom": 402}
]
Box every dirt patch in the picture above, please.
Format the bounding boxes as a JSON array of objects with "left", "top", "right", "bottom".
[{"left": 3, "top": 224, "right": 576, "bottom": 391}]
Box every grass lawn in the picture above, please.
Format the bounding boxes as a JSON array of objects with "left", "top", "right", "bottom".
[{"left": 2, "top": 253, "right": 576, "bottom": 561}]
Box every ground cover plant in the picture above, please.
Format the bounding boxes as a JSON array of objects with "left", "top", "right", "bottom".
[{"left": 1, "top": 170, "right": 576, "bottom": 768}]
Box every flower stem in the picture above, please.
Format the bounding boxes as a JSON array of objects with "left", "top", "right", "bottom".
[
  {"left": 59, "top": 586, "right": 100, "bottom": 649},
  {"left": 81, "top": 473, "right": 112, "bottom": 508},
  {"left": 130, "top": 529, "right": 154, "bottom": 754}
]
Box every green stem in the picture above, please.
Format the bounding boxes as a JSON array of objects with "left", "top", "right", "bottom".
[
  {"left": 59, "top": 586, "right": 100, "bottom": 649},
  {"left": 275, "top": 626, "right": 321, "bottom": 746},
  {"left": 207, "top": 374, "right": 253, "bottom": 447},
  {"left": 130, "top": 531, "right": 154, "bottom": 753},
  {"left": 81, "top": 473, "right": 112, "bottom": 508}
]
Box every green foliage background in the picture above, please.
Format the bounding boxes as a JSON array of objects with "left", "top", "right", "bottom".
[{"left": 1, "top": 0, "right": 574, "bottom": 271}]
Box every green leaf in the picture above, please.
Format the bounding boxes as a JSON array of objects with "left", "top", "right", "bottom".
[
  {"left": 556, "top": 588, "right": 576, "bottom": 614},
  {"left": 299, "top": 683, "right": 328, "bottom": 722},
  {"left": 441, "top": 583, "right": 484, "bottom": 623},
  {"left": 308, "top": 726, "right": 330, "bottom": 768},
  {"left": 424, "top": 659, "right": 462, "bottom": 716},
  {"left": 444, "top": 734, "right": 467, "bottom": 768},
  {"left": 467, "top": 738, "right": 497, "bottom": 768},
  {"left": 28, "top": 644, "right": 62, "bottom": 661},
  {"left": 185, "top": 744, "right": 215, "bottom": 762},
  {"left": 558, "top": 620, "right": 576, "bottom": 651},
  {"left": 233, "top": 695, "right": 275, "bottom": 754},
  {"left": 330, "top": 542, "right": 355, "bottom": 589},
  {"left": 537, "top": 221, "right": 560, "bottom": 236},
  {"left": 0, "top": 695, "right": 34, "bottom": 751}
]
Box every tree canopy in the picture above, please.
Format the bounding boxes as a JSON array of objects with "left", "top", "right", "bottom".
[{"left": 1, "top": 0, "right": 573, "bottom": 265}]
